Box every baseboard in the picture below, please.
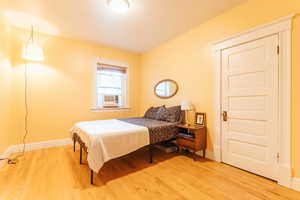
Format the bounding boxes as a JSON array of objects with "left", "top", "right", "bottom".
[
  {"left": 213, "top": 145, "right": 221, "bottom": 162},
  {"left": 0, "top": 138, "right": 72, "bottom": 168},
  {"left": 292, "top": 178, "right": 300, "bottom": 192},
  {"left": 196, "top": 150, "right": 215, "bottom": 161},
  {"left": 8, "top": 138, "right": 72, "bottom": 153},
  {"left": 195, "top": 146, "right": 220, "bottom": 162},
  {"left": 0, "top": 147, "right": 13, "bottom": 168},
  {"left": 278, "top": 164, "right": 292, "bottom": 188}
]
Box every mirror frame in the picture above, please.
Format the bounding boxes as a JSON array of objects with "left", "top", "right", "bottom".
[{"left": 154, "top": 79, "right": 179, "bottom": 99}]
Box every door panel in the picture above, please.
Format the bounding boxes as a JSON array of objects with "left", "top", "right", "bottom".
[
  {"left": 221, "top": 34, "right": 279, "bottom": 180},
  {"left": 228, "top": 72, "right": 266, "bottom": 90},
  {"left": 229, "top": 119, "right": 267, "bottom": 136}
]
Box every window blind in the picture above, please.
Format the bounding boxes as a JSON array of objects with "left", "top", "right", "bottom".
[{"left": 97, "top": 63, "right": 127, "bottom": 73}]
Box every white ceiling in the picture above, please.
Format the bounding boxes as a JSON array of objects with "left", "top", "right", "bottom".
[{"left": 1, "top": 0, "right": 246, "bottom": 52}]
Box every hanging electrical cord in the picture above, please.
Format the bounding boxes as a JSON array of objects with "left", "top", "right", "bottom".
[
  {"left": 6, "top": 61, "right": 29, "bottom": 164},
  {"left": 0, "top": 26, "right": 32, "bottom": 164}
]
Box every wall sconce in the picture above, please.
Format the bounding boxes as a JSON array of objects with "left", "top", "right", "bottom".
[{"left": 22, "top": 25, "right": 44, "bottom": 61}]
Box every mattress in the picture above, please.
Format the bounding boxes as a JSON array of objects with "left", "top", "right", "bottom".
[{"left": 71, "top": 119, "right": 150, "bottom": 172}]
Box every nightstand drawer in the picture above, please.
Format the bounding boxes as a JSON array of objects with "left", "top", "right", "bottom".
[{"left": 177, "top": 137, "right": 194, "bottom": 149}]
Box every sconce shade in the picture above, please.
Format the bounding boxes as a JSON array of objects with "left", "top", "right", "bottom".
[
  {"left": 22, "top": 42, "right": 44, "bottom": 61},
  {"left": 181, "top": 101, "right": 193, "bottom": 111}
]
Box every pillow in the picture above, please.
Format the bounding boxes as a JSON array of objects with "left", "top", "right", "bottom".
[
  {"left": 144, "top": 107, "right": 155, "bottom": 119},
  {"left": 165, "top": 106, "right": 181, "bottom": 122},
  {"left": 155, "top": 106, "right": 168, "bottom": 121},
  {"left": 144, "top": 105, "right": 164, "bottom": 119}
]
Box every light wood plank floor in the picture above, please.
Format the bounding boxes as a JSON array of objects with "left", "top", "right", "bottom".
[{"left": 0, "top": 146, "right": 299, "bottom": 200}]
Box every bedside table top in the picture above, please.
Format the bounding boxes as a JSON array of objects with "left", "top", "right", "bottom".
[{"left": 177, "top": 124, "right": 205, "bottom": 130}]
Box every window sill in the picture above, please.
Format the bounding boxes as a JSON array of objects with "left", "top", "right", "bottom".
[{"left": 90, "top": 106, "right": 131, "bottom": 112}]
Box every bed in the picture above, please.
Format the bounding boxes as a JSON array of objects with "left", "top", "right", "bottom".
[{"left": 70, "top": 105, "right": 183, "bottom": 184}]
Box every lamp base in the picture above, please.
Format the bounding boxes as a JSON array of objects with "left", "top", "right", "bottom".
[{"left": 184, "top": 110, "right": 191, "bottom": 126}]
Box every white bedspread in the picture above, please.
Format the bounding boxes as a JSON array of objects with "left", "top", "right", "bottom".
[{"left": 70, "top": 119, "right": 149, "bottom": 173}]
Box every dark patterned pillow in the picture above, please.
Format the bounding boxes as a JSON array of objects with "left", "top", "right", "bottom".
[
  {"left": 155, "top": 106, "right": 167, "bottom": 121},
  {"left": 144, "top": 106, "right": 164, "bottom": 119},
  {"left": 165, "top": 106, "right": 181, "bottom": 122},
  {"left": 144, "top": 107, "right": 155, "bottom": 118}
]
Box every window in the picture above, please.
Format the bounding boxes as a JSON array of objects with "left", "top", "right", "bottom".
[{"left": 95, "top": 63, "right": 128, "bottom": 108}]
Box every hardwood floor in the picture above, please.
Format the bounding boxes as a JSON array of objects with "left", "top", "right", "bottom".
[{"left": 0, "top": 146, "right": 299, "bottom": 200}]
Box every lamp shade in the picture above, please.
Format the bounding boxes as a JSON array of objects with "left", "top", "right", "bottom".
[
  {"left": 181, "top": 101, "right": 193, "bottom": 111},
  {"left": 107, "top": 0, "right": 130, "bottom": 13},
  {"left": 22, "top": 42, "right": 44, "bottom": 61}
]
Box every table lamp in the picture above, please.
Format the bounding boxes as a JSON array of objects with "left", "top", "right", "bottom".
[{"left": 181, "top": 101, "right": 193, "bottom": 126}]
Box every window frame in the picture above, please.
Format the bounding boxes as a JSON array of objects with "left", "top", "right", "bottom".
[{"left": 91, "top": 57, "right": 130, "bottom": 112}]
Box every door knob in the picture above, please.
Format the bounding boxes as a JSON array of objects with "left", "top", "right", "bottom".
[{"left": 222, "top": 111, "right": 228, "bottom": 121}]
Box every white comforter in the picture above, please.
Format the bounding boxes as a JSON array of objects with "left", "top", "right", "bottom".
[{"left": 70, "top": 119, "right": 150, "bottom": 172}]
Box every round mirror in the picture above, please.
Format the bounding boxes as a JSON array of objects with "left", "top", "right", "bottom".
[{"left": 154, "top": 79, "right": 178, "bottom": 99}]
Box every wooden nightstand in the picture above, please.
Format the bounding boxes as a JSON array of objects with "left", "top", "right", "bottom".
[{"left": 176, "top": 124, "right": 207, "bottom": 160}]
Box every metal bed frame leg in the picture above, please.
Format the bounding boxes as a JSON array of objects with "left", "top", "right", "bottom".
[
  {"left": 80, "top": 145, "right": 83, "bottom": 164},
  {"left": 73, "top": 139, "right": 76, "bottom": 152},
  {"left": 91, "top": 170, "right": 94, "bottom": 185},
  {"left": 149, "top": 144, "right": 153, "bottom": 164}
]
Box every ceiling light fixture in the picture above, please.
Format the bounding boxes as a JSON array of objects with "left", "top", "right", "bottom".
[{"left": 107, "top": 0, "right": 130, "bottom": 14}]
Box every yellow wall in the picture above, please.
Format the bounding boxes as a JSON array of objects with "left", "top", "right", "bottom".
[
  {"left": 140, "top": 0, "right": 300, "bottom": 177},
  {"left": 0, "top": 15, "right": 14, "bottom": 153},
  {"left": 8, "top": 27, "right": 141, "bottom": 145}
]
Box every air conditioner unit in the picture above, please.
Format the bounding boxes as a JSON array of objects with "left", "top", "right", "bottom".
[{"left": 103, "top": 95, "right": 119, "bottom": 108}]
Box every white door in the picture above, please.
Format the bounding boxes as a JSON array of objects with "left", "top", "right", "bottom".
[{"left": 221, "top": 34, "right": 279, "bottom": 180}]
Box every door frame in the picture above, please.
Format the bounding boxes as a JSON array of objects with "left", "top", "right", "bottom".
[{"left": 212, "top": 14, "right": 294, "bottom": 187}]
